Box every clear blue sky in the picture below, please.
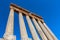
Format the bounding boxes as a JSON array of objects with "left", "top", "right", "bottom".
[{"left": 0, "top": 0, "right": 60, "bottom": 40}]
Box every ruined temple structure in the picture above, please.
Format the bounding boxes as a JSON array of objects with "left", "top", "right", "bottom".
[{"left": 0, "top": 3, "right": 58, "bottom": 40}]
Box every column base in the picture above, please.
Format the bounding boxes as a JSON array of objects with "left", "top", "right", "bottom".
[
  {"left": 3, "top": 34, "right": 16, "bottom": 40},
  {"left": 21, "top": 38, "right": 32, "bottom": 40}
]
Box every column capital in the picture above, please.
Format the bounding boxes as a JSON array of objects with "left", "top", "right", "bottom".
[
  {"left": 10, "top": 6, "right": 14, "bottom": 9},
  {"left": 40, "top": 19, "right": 44, "bottom": 23},
  {"left": 37, "top": 19, "right": 44, "bottom": 23}
]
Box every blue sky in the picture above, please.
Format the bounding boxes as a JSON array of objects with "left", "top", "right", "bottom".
[{"left": 0, "top": 0, "right": 60, "bottom": 40}]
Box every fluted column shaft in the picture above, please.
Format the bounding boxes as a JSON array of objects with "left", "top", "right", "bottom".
[
  {"left": 26, "top": 16, "right": 40, "bottom": 40},
  {"left": 3, "top": 8, "right": 16, "bottom": 40},
  {"left": 19, "top": 13, "right": 29, "bottom": 40},
  {"left": 5, "top": 8, "right": 14, "bottom": 35},
  {"left": 38, "top": 20, "right": 53, "bottom": 40},
  {"left": 32, "top": 18, "right": 48, "bottom": 40},
  {"left": 43, "top": 23, "right": 58, "bottom": 40}
]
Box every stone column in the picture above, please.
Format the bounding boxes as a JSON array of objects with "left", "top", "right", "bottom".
[
  {"left": 3, "top": 8, "right": 16, "bottom": 40},
  {"left": 38, "top": 20, "right": 53, "bottom": 40},
  {"left": 26, "top": 15, "right": 40, "bottom": 40},
  {"left": 19, "top": 13, "right": 29, "bottom": 40},
  {"left": 32, "top": 18, "right": 48, "bottom": 40},
  {"left": 43, "top": 23, "right": 58, "bottom": 40}
]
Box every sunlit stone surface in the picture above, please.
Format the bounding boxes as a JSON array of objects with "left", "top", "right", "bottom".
[
  {"left": 19, "top": 13, "right": 29, "bottom": 40},
  {"left": 0, "top": 3, "right": 57, "bottom": 40},
  {"left": 26, "top": 16, "right": 40, "bottom": 40}
]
